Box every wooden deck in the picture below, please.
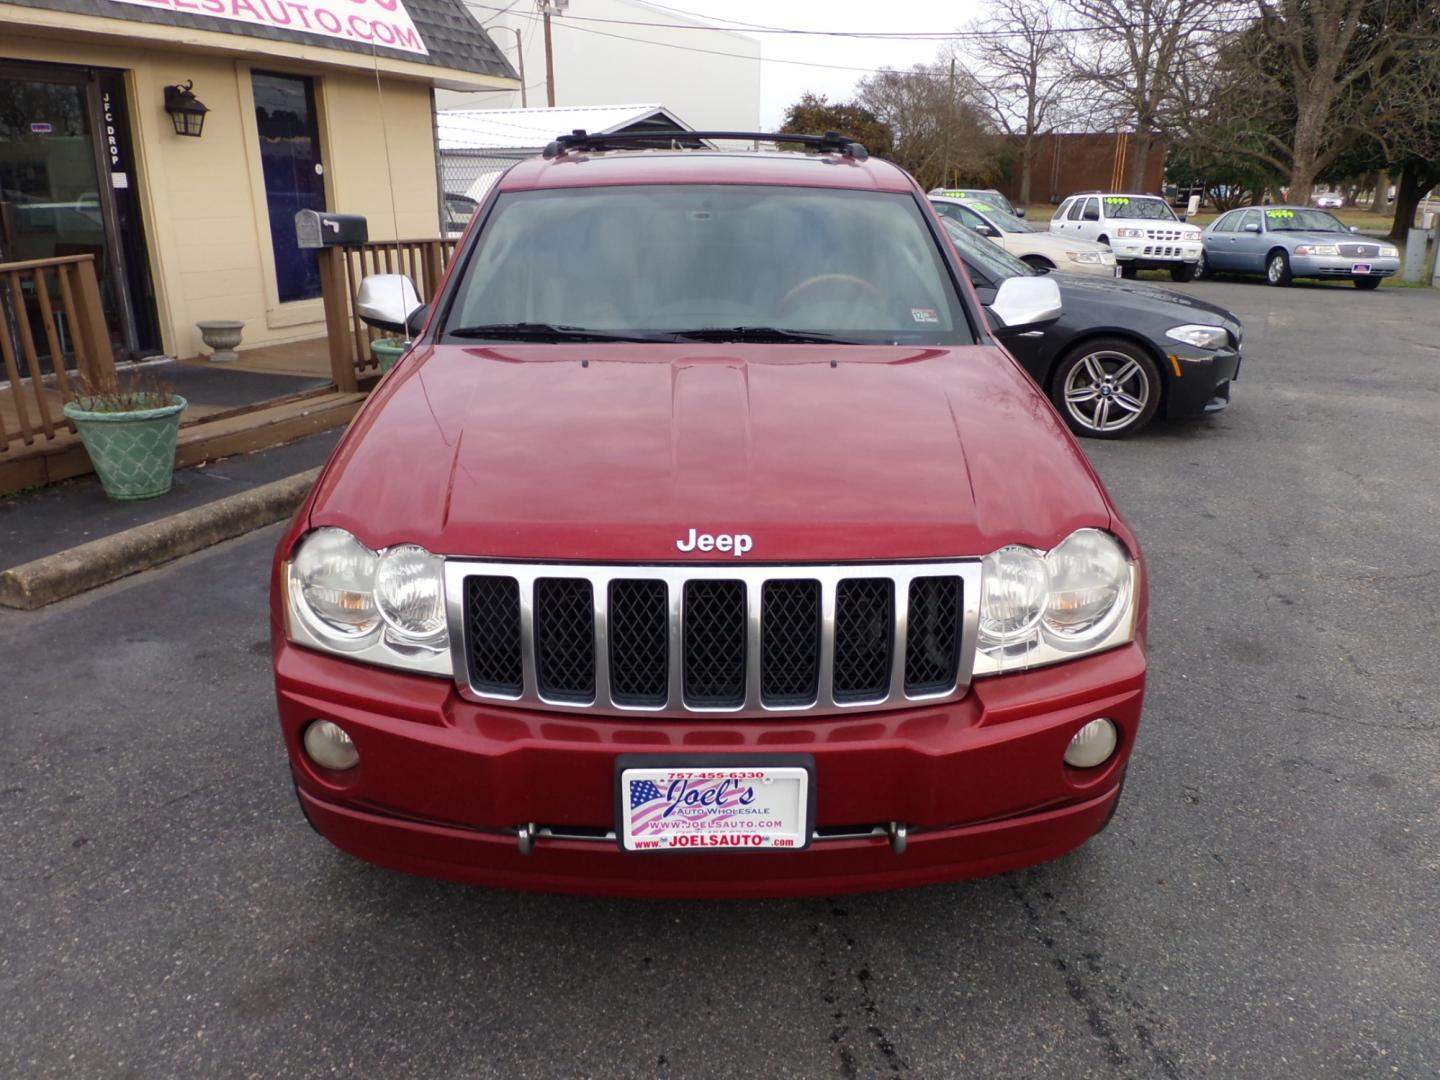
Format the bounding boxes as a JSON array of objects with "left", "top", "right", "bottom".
[
  {"left": 179, "top": 335, "right": 332, "bottom": 379},
  {"left": 0, "top": 384, "right": 364, "bottom": 494}
]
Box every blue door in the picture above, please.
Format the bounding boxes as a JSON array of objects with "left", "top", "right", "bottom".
[{"left": 253, "top": 71, "right": 325, "bottom": 304}]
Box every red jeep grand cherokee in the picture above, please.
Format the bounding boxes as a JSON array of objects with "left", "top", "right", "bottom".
[{"left": 271, "top": 132, "right": 1147, "bottom": 898}]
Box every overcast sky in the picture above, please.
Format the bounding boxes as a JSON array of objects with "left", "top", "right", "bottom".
[{"left": 642, "top": 1, "right": 985, "bottom": 127}]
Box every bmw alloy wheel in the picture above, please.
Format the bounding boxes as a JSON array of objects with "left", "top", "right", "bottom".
[{"left": 1061, "top": 349, "right": 1153, "bottom": 435}]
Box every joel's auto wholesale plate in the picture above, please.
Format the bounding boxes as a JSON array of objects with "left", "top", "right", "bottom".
[
  {"left": 615, "top": 754, "right": 815, "bottom": 852},
  {"left": 1352, "top": 263, "right": 1372, "bottom": 274}
]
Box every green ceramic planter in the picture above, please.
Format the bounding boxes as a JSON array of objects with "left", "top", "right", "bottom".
[
  {"left": 63, "top": 395, "right": 187, "bottom": 501},
  {"left": 371, "top": 337, "right": 408, "bottom": 374}
]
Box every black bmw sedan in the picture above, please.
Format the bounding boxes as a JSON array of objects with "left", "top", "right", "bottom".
[{"left": 941, "top": 217, "right": 1243, "bottom": 438}]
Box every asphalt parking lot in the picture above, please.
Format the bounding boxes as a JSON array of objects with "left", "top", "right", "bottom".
[{"left": 3, "top": 278, "right": 1437, "bottom": 1080}]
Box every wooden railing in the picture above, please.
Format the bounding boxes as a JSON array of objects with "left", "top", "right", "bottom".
[
  {"left": 316, "top": 238, "right": 458, "bottom": 392},
  {"left": 0, "top": 254, "right": 115, "bottom": 452}
]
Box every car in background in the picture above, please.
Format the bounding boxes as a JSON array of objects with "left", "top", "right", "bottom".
[
  {"left": 1198, "top": 206, "right": 1399, "bottom": 289},
  {"left": 1050, "top": 192, "right": 1203, "bottom": 281},
  {"left": 929, "top": 187, "right": 1025, "bottom": 217},
  {"left": 1314, "top": 193, "right": 1345, "bottom": 209},
  {"left": 443, "top": 191, "right": 479, "bottom": 238},
  {"left": 930, "top": 194, "right": 1117, "bottom": 277},
  {"left": 940, "top": 216, "right": 1242, "bottom": 439}
]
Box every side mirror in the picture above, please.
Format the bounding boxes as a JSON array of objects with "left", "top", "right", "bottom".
[
  {"left": 974, "top": 224, "right": 998, "bottom": 238},
  {"left": 1014, "top": 207, "right": 1027, "bottom": 218},
  {"left": 1350, "top": 225, "right": 1361, "bottom": 233},
  {"left": 989, "top": 276, "right": 1062, "bottom": 337},
  {"left": 1243, "top": 222, "right": 1261, "bottom": 233},
  {"left": 1177, "top": 213, "right": 1188, "bottom": 222},
  {"left": 356, "top": 274, "right": 424, "bottom": 336}
]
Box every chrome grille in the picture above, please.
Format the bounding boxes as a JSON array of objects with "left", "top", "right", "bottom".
[
  {"left": 446, "top": 561, "right": 982, "bottom": 717},
  {"left": 1145, "top": 228, "right": 1183, "bottom": 241},
  {"left": 1338, "top": 243, "right": 1379, "bottom": 258}
]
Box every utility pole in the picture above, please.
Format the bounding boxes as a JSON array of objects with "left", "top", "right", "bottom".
[
  {"left": 944, "top": 56, "right": 955, "bottom": 188},
  {"left": 538, "top": 0, "right": 564, "bottom": 108},
  {"left": 509, "top": 26, "right": 527, "bottom": 108}
]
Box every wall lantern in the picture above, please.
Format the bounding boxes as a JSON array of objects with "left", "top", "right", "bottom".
[{"left": 163, "top": 80, "right": 209, "bottom": 137}]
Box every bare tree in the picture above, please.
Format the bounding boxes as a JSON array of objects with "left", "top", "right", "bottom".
[
  {"left": 961, "top": 0, "right": 1075, "bottom": 205},
  {"left": 1250, "top": 0, "right": 1438, "bottom": 204},
  {"left": 857, "top": 51, "right": 1003, "bottom": 190},
  {"left": 1062, "top": 0, "right": 1237, "bottom": 190}
]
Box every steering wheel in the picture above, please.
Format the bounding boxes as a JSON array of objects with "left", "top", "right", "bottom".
[{"left": 777, "top": 274, "right": 884, "bottom": 316}]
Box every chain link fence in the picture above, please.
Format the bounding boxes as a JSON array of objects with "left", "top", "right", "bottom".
[{"left": 439, "top": 150, "right": 529, "bottom": 236}]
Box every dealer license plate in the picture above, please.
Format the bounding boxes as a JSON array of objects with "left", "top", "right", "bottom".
[
  {"left": 1352, "top": 263, "right": 1372, "bottom": 274},
  {"left": 617, "top": 757, "right": 812, "bottom": 852}
]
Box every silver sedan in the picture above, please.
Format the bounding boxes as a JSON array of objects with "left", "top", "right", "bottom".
[{"left": 1199, "top": 207, "right": 1399, "bottom": 289}]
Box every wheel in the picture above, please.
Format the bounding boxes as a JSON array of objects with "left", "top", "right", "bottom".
[
  {"left": 1192, "top": 250, "right": 1208, "bottom": 279},
  {"left": 1354, "top": 276, "right": 1382, "bottom": 290},
  {"left": 1021, "top": 254, "right": 1055, "bottom": 272},
  {"left": 1119, "top": 264, "right": 1139, "bottom": 279},
  {"left": 1266, "top": 249, "right": 1292, "bottom": 286},
  {"left": 1050, "top": 339, "right": 1161, "bottom": 439},
  {"left": 1170, "top": 262, "right": 1197, "bottom": 283}
]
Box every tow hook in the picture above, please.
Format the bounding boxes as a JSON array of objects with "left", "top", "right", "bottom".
[
  {"left": 517, "top": 822, "right": 537, "bottom": 856},
  {"left": 887, "top": 821, "right": 908, "bottom": 856}
]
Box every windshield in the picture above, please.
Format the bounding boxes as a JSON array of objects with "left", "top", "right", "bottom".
[
  {"left": 972, "top": 205, "right": 1035, "bottom": 233},
  {"left": 1103, "top": 197, "right": 1178, "bottom": 221},
  {"left": 940, "top": 217, "right": 1033, "bottom": 284},
  {"left": 444, "top": 185, "right": 974, "bottom": 345},
  {"left": 1262, "top": 207, "right": 1347, "bottom": 232}
]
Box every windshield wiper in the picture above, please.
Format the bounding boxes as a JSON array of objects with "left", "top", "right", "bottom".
[
  {"left": 448, "top": 322, "right": 678, "bottom": 343},
  {"left": 670, "top": 326, "right": 864, "bottom": 344}
]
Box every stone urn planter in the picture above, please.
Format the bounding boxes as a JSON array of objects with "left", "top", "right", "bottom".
[
  {"left": 196, "top": 319, "right": 245, "bottom": 362},
  {"left": 63, "top": 393, "right": 188, "bottom": 500}
]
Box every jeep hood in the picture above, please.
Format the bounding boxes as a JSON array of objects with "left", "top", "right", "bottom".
[{"left": 309, "top": 343, "right": 1113, "bottom": 562}]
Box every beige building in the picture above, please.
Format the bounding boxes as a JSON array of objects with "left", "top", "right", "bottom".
[{"left": 0, "top": 0, "right": 516, "bottom": 362}]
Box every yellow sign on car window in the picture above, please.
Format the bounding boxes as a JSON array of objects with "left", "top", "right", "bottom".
[{"left": 1265, "top": 209, "right": 1296, "bottom": 218}]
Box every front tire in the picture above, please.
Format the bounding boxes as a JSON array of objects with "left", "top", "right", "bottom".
[
  {"left": 1192, "top": 251, "right": 1208, "bottom": 279},
  {"left": 1050, "top": 339, "right": 1161, "bottom": 439},
  {"left": 1354, "top": 276, "right": 1382, "bottom": 290},
  {"left": 1266, "top": 250, "right": 1293, "bottom": 286},
  {"left": 1021, "top": 254, "right": 1056, "bottom": 272},
  {"left": 1119, "top": 264, "right": 1139, "bottom": 279},
  {"left": 1170, "top": 262, "right": 1197, "bottom": 283}
]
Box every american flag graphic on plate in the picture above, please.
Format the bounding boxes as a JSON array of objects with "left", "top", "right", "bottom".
[{"left": 618, "top": 766, "right": 810, "bottom": 852}]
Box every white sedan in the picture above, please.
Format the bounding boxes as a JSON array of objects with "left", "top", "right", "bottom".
[{"left": 929, "top": 195, "right": 1118, "bottom": 277}]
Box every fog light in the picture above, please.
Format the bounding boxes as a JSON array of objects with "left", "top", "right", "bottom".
[
  {"left": 1064, "top": 718, "right": 1117, "bottom": 768},
  {"left": 303, "top": 720, "right": 359, "bottom": 771}
]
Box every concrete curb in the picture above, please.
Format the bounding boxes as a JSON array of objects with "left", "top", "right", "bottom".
[{"left": 0, "top": 468, "right": 318, "bottom": 610}]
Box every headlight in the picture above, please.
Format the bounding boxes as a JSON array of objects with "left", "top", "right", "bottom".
[
  {"left": 1293, "top": 244, "right": 1339, "bottom": 256},
  {"left": 375, "top": 545, "right": 447, "bottom": 645},
  {"left": 1380, "top": 245, "right": 1399, "bottom": 258},
  {"left": 1065, "top": 250, "right": 1110, "bottom": 265},
  {"left": 1115, "top": 227, "right": 1145, "bottom": 238},
  {"left": 974, "top": 529, "right": 1137, "bottom": 676},
  {"left": 286, "top": 528, "right": 451, "bottom": 674},
  {"left": 291, "top": 527, "right": 380, "bottom": 641},
  {"left": 1165, "top": 324, "right": 1228, "bottom": 350}
]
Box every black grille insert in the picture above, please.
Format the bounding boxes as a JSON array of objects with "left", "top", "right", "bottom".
[
  {"left": 905, "top": 576, "right": 962, "bottom": 694},
  {"left": 465, "top": 576, "right": 523, "bottom": 695},
  {"left": 761, "top": 580, "right": 820, "bottom": 706},
  {"left": 534, "top": 578, "right": 595, "bottom": 702},
  {"left": 833, "top": 578, "right": 893, "bottom": 700},
  {"left": 609, "top": 580, "right": 669, "bottom": 706},
  {"left": 683, "top": 580, "right": 746, "bottom": 707}
]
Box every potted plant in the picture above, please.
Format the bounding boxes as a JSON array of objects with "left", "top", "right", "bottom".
[
  {"left": 370, "top": 336, "right": 408, "bottom": 374},
  {"left": 63, "top": 371, "right": 187, "bottom": 500}
]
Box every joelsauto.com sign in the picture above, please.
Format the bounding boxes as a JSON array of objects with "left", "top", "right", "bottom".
[{"left": 112, "top": 0, "right": 429, "bottom": 55}]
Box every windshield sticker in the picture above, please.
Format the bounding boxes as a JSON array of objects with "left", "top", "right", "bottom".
[
  {"left": 911, "top": 308, "right": 940, "bottom": 324},
  {"left": 1265, "top": 209, "right": 1296, "bottom": 218},
  {"left": 1104, "top": 197, "right": 1131, "bottom": 205},
  {"left": 969, "top": 201, "right": 994, "bottom": 211}
]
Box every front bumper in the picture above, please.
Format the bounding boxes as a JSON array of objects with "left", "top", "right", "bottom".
[
  {"left": 275, "top": 640, "right": 1146, "bottom": 897},
  {"left": 1164, "top": 346, "right": 1241, "bottom": 419},
  {"left": 1112, "top": 239, "right": 1202, "bottom": 266},
  {"left": 1288, "top": 254, "right": 1399, "bottom": 280}
]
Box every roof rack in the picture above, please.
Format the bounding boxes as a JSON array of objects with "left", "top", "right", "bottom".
[{"left": 542, "top": 129, "right": 869, "bottom": 161}]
